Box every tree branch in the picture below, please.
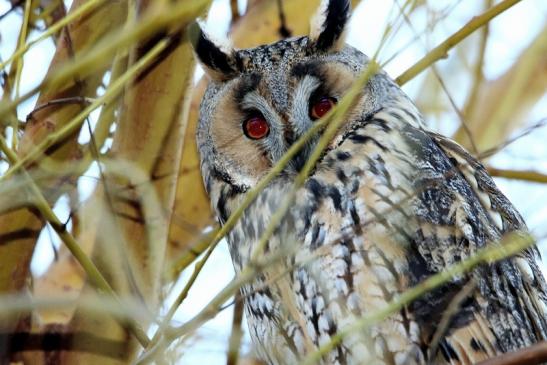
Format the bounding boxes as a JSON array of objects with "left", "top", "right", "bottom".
[
  {"left": 396, "top": 0, "right": 522, "bottom": 85},
  {"left": 230, "top": 0, "right": 239, "bottom": 23},
  {"left": 226, "top": 293, "right": 244, "bottom": 365},
  {"left": 2, "top": 330, "right": 127, "bottom": 359},
  {"left": 487, "top": 167, "right": 547, "bottom": 184},
  {"left": 476, "top": 341, "right": 547, "bottom": 365}
]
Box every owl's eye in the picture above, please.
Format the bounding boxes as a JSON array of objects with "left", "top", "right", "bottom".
[
  {"left": 243, "top": 115, "right": 270, "bottom": 140},
  {"left": 310, "top": 96, "right": 336, "bottom": 120}
]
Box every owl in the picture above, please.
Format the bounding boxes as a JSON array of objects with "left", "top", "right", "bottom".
[{"left": 191, "top": 1, "right": 547, "bottom": 364}]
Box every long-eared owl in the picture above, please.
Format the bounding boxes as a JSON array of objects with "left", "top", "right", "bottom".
[{"left": 192, "top": 1, "right": 547, "bottom": 364}]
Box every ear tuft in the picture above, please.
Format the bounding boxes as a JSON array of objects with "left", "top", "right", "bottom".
[
  {"left": 188, "top": 21, "right": 237, "bottom": 80},
  {"left": 310, "top": 0, "right": 351, "bottom": 51}
]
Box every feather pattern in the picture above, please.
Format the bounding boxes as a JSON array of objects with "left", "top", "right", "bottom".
[
  {"left": 208, "top": 94, "right": 547, "bottom": 364},
  {"left": 193, "top": 3, "right": 547, "bottom": 362}
]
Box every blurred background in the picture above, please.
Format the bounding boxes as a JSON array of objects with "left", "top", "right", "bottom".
[{"left": 0, "top": 0, "right": 545, "bottom": 364}]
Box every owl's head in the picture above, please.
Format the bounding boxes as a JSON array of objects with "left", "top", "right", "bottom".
[{"left": 193, "top": 0, "right": 398, "bottom": 194}]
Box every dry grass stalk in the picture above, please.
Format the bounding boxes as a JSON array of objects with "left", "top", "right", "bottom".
[{"left": 453, "top": 25, "right": 547, "bottom": 153}]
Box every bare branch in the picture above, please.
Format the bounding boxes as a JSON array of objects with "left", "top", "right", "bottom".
[
  {"left": 1, "top": 330, "right": 127, "bottom": 358},
  {"left": 476, "top": 341, "right": 547, "bottom": 365},
  {"left": 463, "top": 0, "right": 493, "bottom": 119},
  {"left": 226, "top": 293, "right": 245, "bottom": 365},
  {"left": 487, "top": 167, "right": 547, "bottom": 184},
  {"left": 478, "top": 118, "right": 547, "bottom": 159},
  {"left": 276, "top": 0, "right": 291, "bottom": 38},
  {"left": 396, "top": 0, "right": 522, "bottom": 85},
  {"left": 26, "top": 96, "right": 95, "bottom": 122},
  {"left": 230, "top": 0, "right": 240, "bottom": 23}
]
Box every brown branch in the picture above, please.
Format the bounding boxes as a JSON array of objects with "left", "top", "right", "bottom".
[
  {"left": 26, "top": 96, "right": 95, "bottom": 122},
  {"left": 392, "top": 3, "right": 481, "bottom": 156},
  {"left": 476, "top": 341, "right": 547, "bottom": 365},
  {"left": 226, "top": 292, "right": 244, "bottom": 365},
  {"left": 463, "top": 0, "right": 492, "bottom": 119},
  {"left": 276, "top": 0, "right": 291, "bottom": 38},
  {"left": 453, "top": 26, "right": 547, "bottom": 152},
  {"left": 478, "top": 118, "right": 547, "bottom": 159},
  {"left": 0, "top": 1, "right": 19, "bottom": 21},
  {"left": 487, "top": 167, "right": 547, "bottom": 184},
  {"left": 230, "top": 0, "right": 240, "bottom": 23},
  {"left": 431, "top": 66, "right": 479, "bottom": 155},
  {"left": 2, "top": 330, "right": 127, "bottom": 359},
  {"left": 396, "top": 0, "right": 522, "bottom": 85}
]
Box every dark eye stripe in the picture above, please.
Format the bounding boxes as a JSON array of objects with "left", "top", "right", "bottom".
[
  {"left": 291, "top": 61, "right": 324, "bottom": 80},
  {"left": 234, "top": 73, "right": 262, "bottom": 104}
]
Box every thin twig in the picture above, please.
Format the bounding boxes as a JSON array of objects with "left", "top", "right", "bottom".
[
  {"left": 476, "top": 340, "right": 547, "bottom": 365},
  {"left": 479, "top": 118, "right": 547, "bottom": 159},
  {"left": 0, "top": 29, "right": 197, "bottom": 182},
  {"left": 135, "top": 248, "right": 289, "bottom": 365},
  {"left": 431, "top": 65, "right": 479, "bottom": 155},
  {"left": 487, "top": 167, "right": 547, "bottom": 184},
  {"left": 392, "top": 0, "right": 480, "bottom": 155},
  {"left": 26, "top": 96, "right": 95, "bottom": 121},
  {"left": 230, "top": 0, "right": 240, "bottom": 23},
  {"left": 396, "top": 0, "right": 522, "bottom": 85},
  {"left": 11, "top": 0, "right": 32, "bottom": 149},
  {"left": 372, "top": 0, "right": 414, "bottom": 61},
  {"left": 164, "top": 227, "right": 219, "bottom": 280},
  {"left": 463, "top": 0, "right": 492, "bottom": 119},
  {"left": 37, "top": 0, "right": 68, "bottom": 28},
  {"left": 380, "top": 0, "right": 419, "bottom": 59},
  {"left": 141, "top": 229, "right": 219, "bottom": 363},
  {"left": 226, "top": 292, "right": 245, "bottom": 365},
  {"left": 13, "top": 0, "right": 32, "bottom": 99},
  {"left": 0, "top": 0, "right": 211, "bottom": 127},
  {"left": 276, "top": 0, "right": 291, "bottom": 38},
  {"left": 0, "top": 0, "right": 109, "bottom": 71},
  {"left": 0, "top": 4, "right": 17, "bottom": 21},
  {"left": 382, "top": 0, "right": 460, "bottom": 67}
]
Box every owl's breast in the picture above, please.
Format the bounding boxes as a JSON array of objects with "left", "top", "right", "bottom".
[{"left": 216, "top": 99, "right": 547, "bottom": 364}]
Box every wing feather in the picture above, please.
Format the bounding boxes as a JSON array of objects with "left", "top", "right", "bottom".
[{"left": 424, "top": 132, "right": 547, "bottom": 362}]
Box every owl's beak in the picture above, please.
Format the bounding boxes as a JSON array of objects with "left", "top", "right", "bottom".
[
  {"left": 288, "top": 134, "right": 321, "bottom": 174},
  {"left": 291, "top": 150, "right": 309, "bottom": 173}
]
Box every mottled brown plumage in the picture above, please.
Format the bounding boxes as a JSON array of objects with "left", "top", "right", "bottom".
[{"left": 192, "top": 1, "right": 547, "bottom": 364}]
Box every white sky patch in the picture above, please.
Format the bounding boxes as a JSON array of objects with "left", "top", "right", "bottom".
[{"left": 167, "top": 241, "right": 238, "bottom": 364}]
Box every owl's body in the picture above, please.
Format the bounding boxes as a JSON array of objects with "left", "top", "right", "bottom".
[{"left": 192, "top": 1, "right": 547, "bottom": 364}]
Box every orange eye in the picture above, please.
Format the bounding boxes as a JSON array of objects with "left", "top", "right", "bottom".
[
  {"left": 243, "top": 115, "right": 270, "bottom": 140},
  {"left": 310, "top": 96, "right": 336, "bottom": 120}
]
